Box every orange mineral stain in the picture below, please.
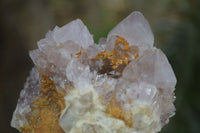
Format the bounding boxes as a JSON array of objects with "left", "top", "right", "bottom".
[
  {"left": 92, "top": 36, "right": 139, "bottom": 70},
  {"left": 20, "top": 75, "right": 66, "bottom": 133},
  {"left": 106, "top": 93, "right": 133, "bottom": 128}
]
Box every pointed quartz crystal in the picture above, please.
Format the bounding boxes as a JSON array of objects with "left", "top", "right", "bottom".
[
  {"left": 107, "top": 11, "right": 154, "bottom": 48},
  {"left": 30, "top": 19, "right": 95, "bottom": 71},
  {"left": 38, "top": 19, "right": 94, "bottom": 50},
  {"left": 123, "top": 48, "right": 176, "bottom": 89}
]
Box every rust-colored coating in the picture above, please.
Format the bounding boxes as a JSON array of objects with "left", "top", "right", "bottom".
[
  {"left": 106, "top": 93, "right": 133, "bottom": 128},
  {"left": 20, "top": 75, "right": 66, "bottom": 133},
  {"left": 92, "top": 36, "right": 139, "bottom": 70}
]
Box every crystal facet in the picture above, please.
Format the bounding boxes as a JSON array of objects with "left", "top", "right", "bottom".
[{"left": 11, "top": 11, "right": 176, "bottom": 133}]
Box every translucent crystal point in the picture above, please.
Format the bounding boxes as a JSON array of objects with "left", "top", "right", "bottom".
[
  {"left": 108, "top": 11, "right": 154, "bottom": 48},
  {"left": 123, "top": 48, "right": 177, "bottom": 89}
]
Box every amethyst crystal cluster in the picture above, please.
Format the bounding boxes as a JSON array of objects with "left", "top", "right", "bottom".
[{"left": 11, "top": 11, "right": 176, "bottom": 133}]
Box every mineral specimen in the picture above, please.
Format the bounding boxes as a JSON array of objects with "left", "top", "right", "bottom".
[{"left": 11, "top": 11, "right": 177, "bottom": 133}]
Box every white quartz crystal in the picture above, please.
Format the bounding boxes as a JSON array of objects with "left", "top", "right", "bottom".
[{"left": 11, "top": 11, "right": 176, "bottom": 133}]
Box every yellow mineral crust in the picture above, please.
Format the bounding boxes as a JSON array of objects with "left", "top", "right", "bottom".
[
  {"left": 92, "top": 36, "right": 139, "bottom": 70},
  {"left": 20, "top": 75, "right": 66, "bottom": 133},
  {"left": 106, "top": 94, "right": 133, "bottom": 128}
]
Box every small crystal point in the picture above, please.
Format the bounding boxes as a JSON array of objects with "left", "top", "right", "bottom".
[{"left": 53, "top": 19, "right": 94, "bottom": 48}]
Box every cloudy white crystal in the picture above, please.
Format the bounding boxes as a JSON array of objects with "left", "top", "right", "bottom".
[{"left": 11, "top": 11, "right": 176, "bottom": 133}]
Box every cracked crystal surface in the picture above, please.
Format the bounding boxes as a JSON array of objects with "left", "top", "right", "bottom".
[{"left": 11, "top": 11, "right": 176, "bottom": 133}]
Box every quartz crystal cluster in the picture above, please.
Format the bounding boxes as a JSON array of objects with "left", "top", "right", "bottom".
[{"left": 11, "top": 11, "right": 177, "bottom": 133}]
